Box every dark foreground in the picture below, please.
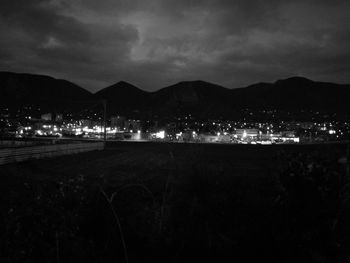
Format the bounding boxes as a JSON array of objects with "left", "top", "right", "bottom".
[{"left": 1, "top": 142, "right": 350, "bottom": 263}]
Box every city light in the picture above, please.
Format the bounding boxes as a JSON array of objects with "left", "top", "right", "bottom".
[
  {"left": 4, "top": 105, "right": 349, "bottom": 144},
  {"left": 156, "top": 131, "right": 165, "bottom": 139}
]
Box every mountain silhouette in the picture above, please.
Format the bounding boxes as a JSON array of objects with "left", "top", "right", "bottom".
[
  {"left": 95, "top": 81, "right": 149, "bottom": 116},
  {"left": 1, "top": 71, "right": 350, "bottom": 118},
  {"left": 232, "top": 76, "right": 350, "bottom": 111},
  {"left": 0, "top": 72, "right": 93, "bottom": 112},
  {"left": 148, "top": 80, "right": 233, "bottom": 118}
]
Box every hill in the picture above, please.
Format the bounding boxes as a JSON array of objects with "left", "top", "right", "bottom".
[
  {"left": 0, "top": 72, "right": 94, "bottom": 112},
  {"left": 232, "top": 77, "right": 350, "bottom": 111},
  {"left": 148, "top": 80, "right": 233, "bottom": 118},
  {"left": 1, "top": 71, "right": 350, "bottom": 119},
  {"left": 95, "top": 81, "right": 150, "bottom": 117},
  {"left": 96, "top": 77, "right": 350, "bottom": 118}
]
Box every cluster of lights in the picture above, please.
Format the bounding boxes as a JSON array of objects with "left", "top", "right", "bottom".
[{"left": 155, "top": 130, "right": 165, "bottom": 139}]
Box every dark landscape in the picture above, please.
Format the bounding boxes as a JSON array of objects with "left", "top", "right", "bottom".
[
  {"left": 1, "top": 0, "right": 350, "bottom": 262},
  {"left": 1, "top": 72, "right": 350, "bottom": 119},
  {"left": 1, "top": 142, "right": 350, "bottom": 262}
]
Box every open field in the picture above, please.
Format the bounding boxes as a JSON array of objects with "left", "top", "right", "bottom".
[{"left": 1, "top": 142, "right": 350, "bottom": 262}]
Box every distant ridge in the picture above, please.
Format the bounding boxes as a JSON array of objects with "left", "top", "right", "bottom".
[
  {"left": 233, "top": 76, "right": 350, "bottom": 111},
  {"left": 148, "top": 80, "right": 233, "bottom": 117},
  {"left": 1, "top": 71, "right": 350, "bottom": 118},
  {"left": 0, "top": 71, "right": 93, "bottom": 112},
  {"left": 95, "top": 81, "right": 150, "bottom": 116}
]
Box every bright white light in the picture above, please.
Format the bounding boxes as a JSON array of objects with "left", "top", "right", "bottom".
[
  {"left": 156, "top": 130, "right": 165, "bottom": 139},
  {"left": 243, "top": 130, "right": 247, "bottom": 138},
  {"left": 329, "top": 130, "right": 336, "bottom": 134},
  {"left": 217, "top": 132, "right": 220, "bottom": 136},
  {"left": 83, "top": 126, "right": 91, "bottom": 132},
  {"left": 137, "top": 130, "right": 141, "bottom": 134}
]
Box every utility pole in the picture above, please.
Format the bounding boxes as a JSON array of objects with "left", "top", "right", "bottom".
[{"left": 103, "top": 99, "right": 107, "bottom": 143}]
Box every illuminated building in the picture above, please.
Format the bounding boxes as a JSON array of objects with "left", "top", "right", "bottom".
[{"left": 235, "top": 129, "right": 259, "bottom": 139}]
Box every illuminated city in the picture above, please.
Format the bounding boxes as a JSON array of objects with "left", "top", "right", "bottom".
[
  {"left": 1, "top": 0, "right": 350, "bottom": 262},
  {"left": 2, "top": 105, "right": 350, "bottom": 144}
]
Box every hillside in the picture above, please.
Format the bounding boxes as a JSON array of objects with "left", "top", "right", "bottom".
[
  {"left": 1, "top": 71, "right": 350, "bottom": 119},
  {"left": 95, "top": 81, "right": 150, "bottom": 116},
  {"left": 232, "top": 77, "right": 350, "bottom": 111},
  {"left": 148, "top": 80, "right": 233, "bottom": 118},
  {"left": 0, "top": 72, "right": 93, "bottom": 112},
  {"left": 97, "top": 77, "right": 350, "bottom": 118}
]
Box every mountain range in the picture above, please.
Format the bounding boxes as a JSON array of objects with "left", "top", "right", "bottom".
[{"left": 1, "top": 71, "right": 350, "bottom": 118}]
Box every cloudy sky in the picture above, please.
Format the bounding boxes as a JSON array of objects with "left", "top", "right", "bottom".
[{"left": 0, "top": 0, "right": 349, "bottom": 92}]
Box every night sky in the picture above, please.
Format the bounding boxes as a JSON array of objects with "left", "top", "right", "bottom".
[{"left": 0, "top": 0, "right": 349, "bottom": 92}]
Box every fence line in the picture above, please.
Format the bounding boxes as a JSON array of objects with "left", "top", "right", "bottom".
[
  {"left": 0, "top": 142, "right": 104, "bottom": 165},
  {"left": 0, "top": 140, "right": 54, "bottom": 147}
]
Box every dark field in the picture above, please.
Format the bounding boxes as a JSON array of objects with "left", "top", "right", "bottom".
[{"left": 1, "top": 142, "right": 350, "bottom": 263}]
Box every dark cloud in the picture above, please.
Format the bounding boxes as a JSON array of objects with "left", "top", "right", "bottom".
[{"left": 0, "top": 0, "right": 349, "bottom": 92}]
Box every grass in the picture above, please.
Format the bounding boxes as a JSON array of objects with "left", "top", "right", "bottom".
[
  {"left": 0, "top": 141, "right": 349, "bottom": 262},
  {"left": 100, "top": 187, "right": 129, "bottom": 263}
]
